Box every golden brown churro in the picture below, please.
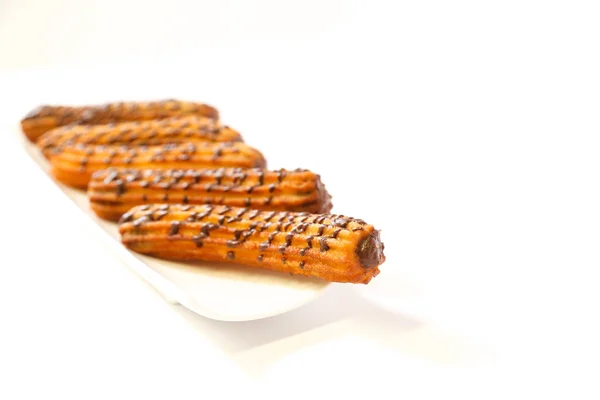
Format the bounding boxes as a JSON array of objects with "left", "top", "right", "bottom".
[
  {"left": 50, "top": 142, "right": 267, "bottom": 189},
  {"left": 89, "top": 168, "right": 332, "bottom": 221},
  {"left": 21, "top": 99, "right": 219, "bottom": 142},
  {"left": 119, "top": 204, "right": 384, "bottom": 284},
  {"left": 37, "top": 116, "right": 241, "bottom": 158}
]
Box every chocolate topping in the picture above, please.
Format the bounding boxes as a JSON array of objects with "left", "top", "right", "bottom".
[
  {"left": 267, "top": 232, "right": 277, "bottom": 243},
  {"left": 306, "top": 236, "right": 314, "bottom": 248},
  {"left": 264, "top": 211, "right": 276, "bottom": 222},
  {"left": 119, "top": 210, "right": 135, "bottom": 223},
  {"left": 356, "top": 230, "right": 385, "bottom": 268},
  {"left": 168, "top": 221, "right": 181, "bottom": 236},
  {"left": 319, "top": 237, "right": 329, "bottom": 252},
  {"left": 132, "top": 215, "right": 151, "bottom": 227},
  {"left": 218, "top": 205, "right": 231, "bottom": 215},
  {"left": 192, "top": 234, "right": 205, "bottom": 247},
  {"left": 154, "top": 210, "right": 168, "bottom": 220},
  {"left": 103, "top": 170, "right": 118, "bottom": 184},
  {"left": 201, "top": 223, "right": 218, "bottom": 236},
  {"left": 285, "top": 233, "right": 294, "bottom": 246},
  {"left": 115, "top": 180, "right": 125, "bottom": 196},
  {"left": 315, "top": 216, "right": 327, "bottom": 224},
  {"left": 333, "top": 217, "right": 351, "bottom": 228},
  {"left": 317, "top": 225, "right": 326, "bottom": 236},
  {"left": 185, "top": 212, "right": 198, "bottom": 222}
]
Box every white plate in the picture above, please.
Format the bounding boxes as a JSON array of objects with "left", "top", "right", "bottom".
[{"left": 16, "top": 128, "right": 330, "bottom": 321}]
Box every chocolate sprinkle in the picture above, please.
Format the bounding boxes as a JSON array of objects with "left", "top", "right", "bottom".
[
  {"left": 192, "top": 234, "right": 205, "bottom": 247},
  {"left": 119, "top": 210, "right": 135, "bottom": 223},
  {"left": 154, "top": 210, "right": 168, "bottom": 220},
  {"left": 306, "top": 236, "right": 314, "bottom": 248},
  {"left": 115, "top": 180, "right": 125, "bottom": 196},
  {"left": 319, "top": 237, "right": 330, "bottom": 252},
  {"left": 168, "top": 221, "right": 181, "bottom": 236},
  {"left": 132, "top": 215, "right": 150, "bottom": 227}
]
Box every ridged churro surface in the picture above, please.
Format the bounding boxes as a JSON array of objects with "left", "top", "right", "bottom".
[
  {"left": 21, "top": 99, "right": 219, "bottom": 142},
  {"left": 89, "top": 168, "right": 332, "bottom": 221},
  {"left": 38, "top": 116, "right": 241, "bottom": 158},
  {"left": 50, "top": 142, "right": 267, "bottom": 188},
  {"left": 119, "top": 204, "right": 384, "bottom": 284}
]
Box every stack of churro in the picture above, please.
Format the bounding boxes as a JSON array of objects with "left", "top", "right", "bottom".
[{"left": 22, "top": 99, "right": 385, "bottom": 284}]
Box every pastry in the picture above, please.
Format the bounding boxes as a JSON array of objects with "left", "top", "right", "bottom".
[
  {"left": 49, "top": 142, "right": 266, "bottom": 189},
  {"left": 89, "top": 168, "right": 332, "bottom": 221},
  {"left": 38, "top": 116, "right": 241, "bottom": 158},
  {"left": 21, "top": 99, "right": 219, "bottom": 142},
  {"left": 119, "top": 204, "right": 384, "bottom": 284}
]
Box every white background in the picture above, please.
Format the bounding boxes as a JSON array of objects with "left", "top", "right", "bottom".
[{"left": 1, "top": 0, "right": 599, "bottom": 398}]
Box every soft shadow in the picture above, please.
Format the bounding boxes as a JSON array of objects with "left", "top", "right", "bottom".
[
  {"left": 170, "top": 284, "right": 358, "bottom": 354},
  {"left": 169, "top": 286, "right": 493, "bottom": 377},
  {"left": 354, "top": 301, "right": 494, "bottom": 365}
]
